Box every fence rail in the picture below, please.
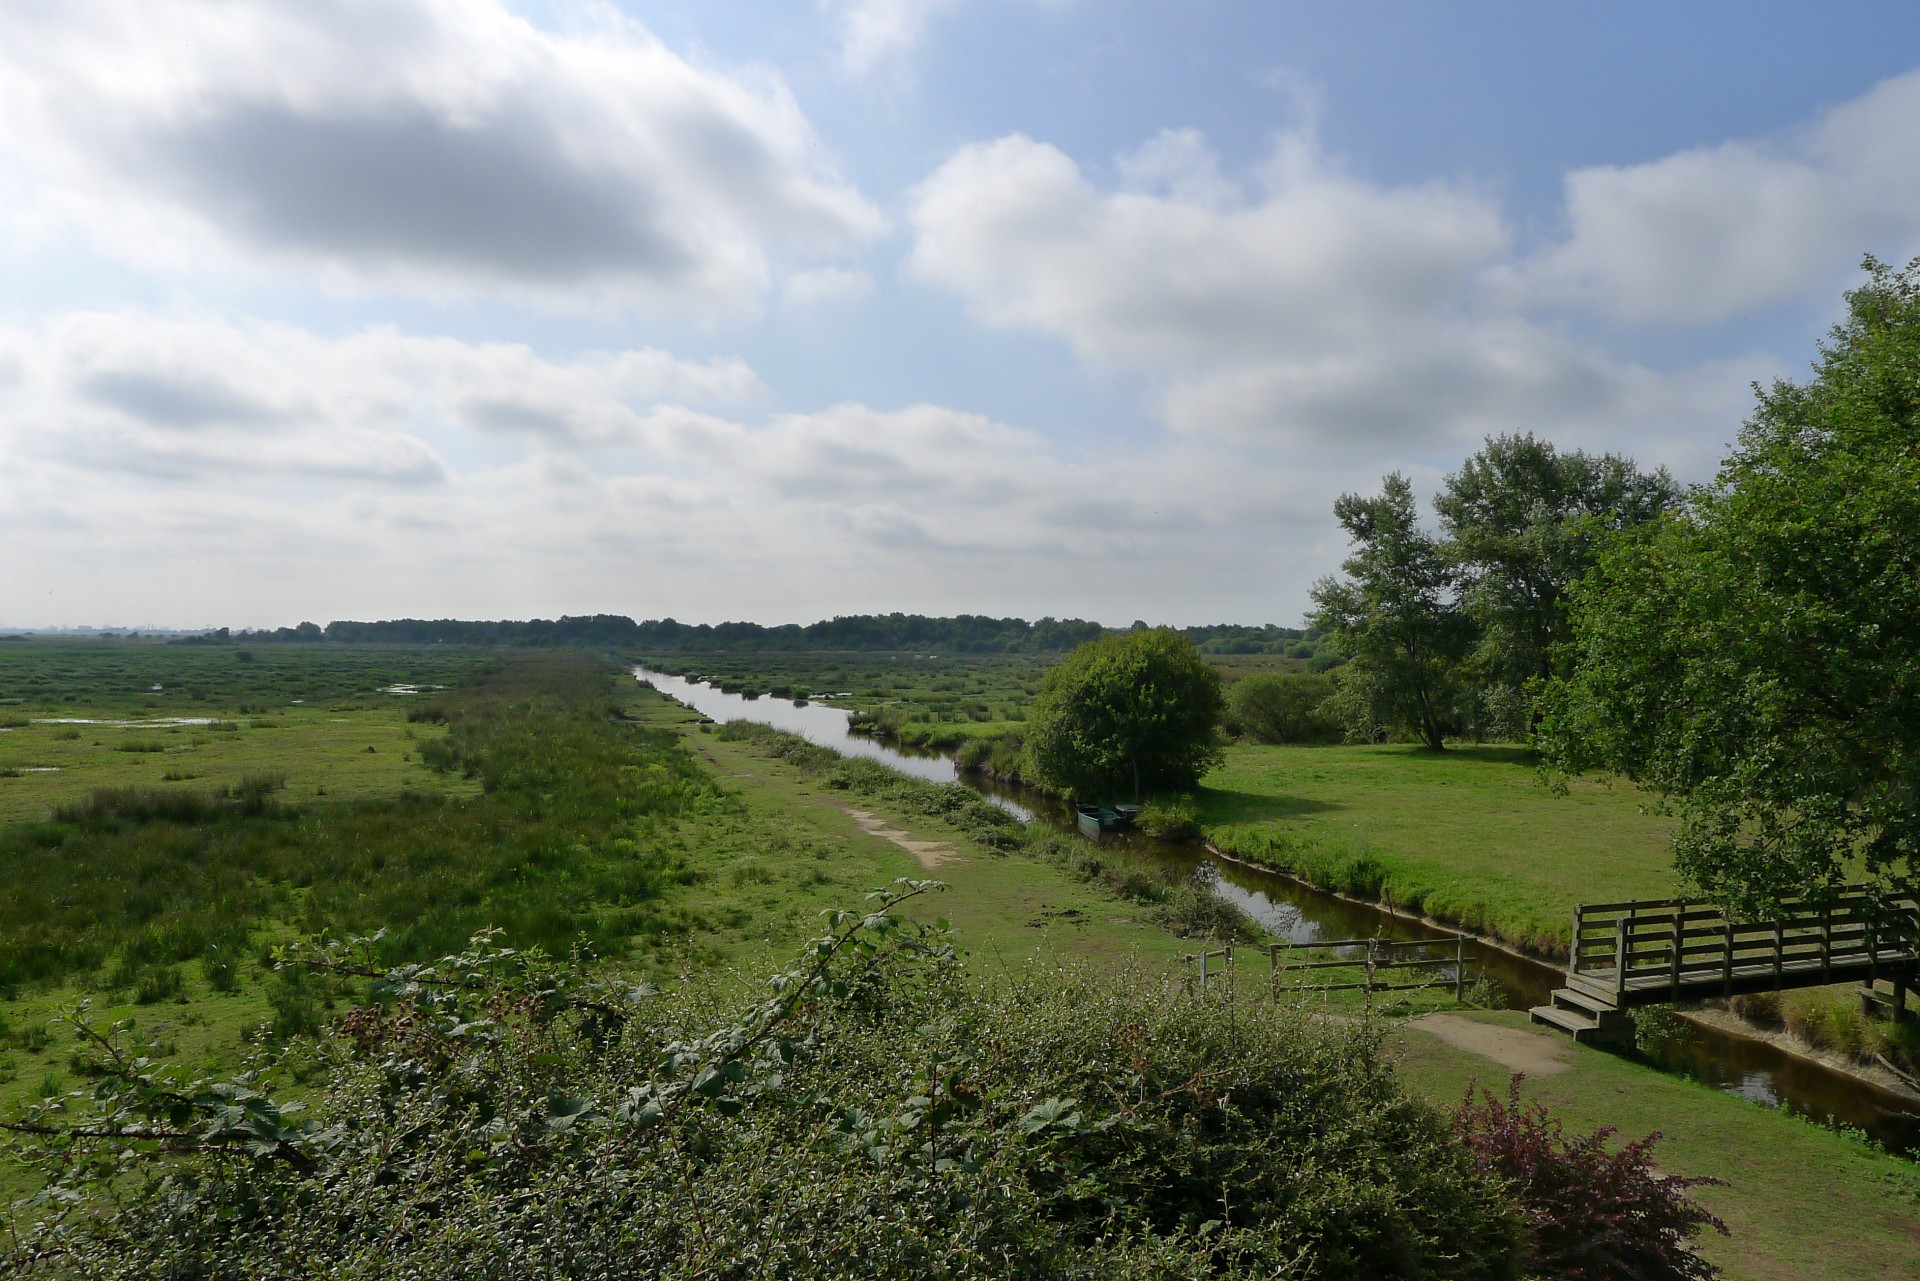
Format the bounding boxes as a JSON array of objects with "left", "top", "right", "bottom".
[
  {"left": 1186, "top": 936, "right": 1475, "bottom": 1003},
  {"left": 1565, "top": 891, "right": 1920, "bottom": 1005}
]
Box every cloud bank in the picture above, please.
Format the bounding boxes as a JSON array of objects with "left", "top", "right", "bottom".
[
  {"left": 0, "top": 311, "right": 1334, "bottom": 626},
  {"left": 0, "top": 0, "right": 883, "bottom": 313},
  {"left": 909, "top": 127, "right": 1757, "bottom": 457}
]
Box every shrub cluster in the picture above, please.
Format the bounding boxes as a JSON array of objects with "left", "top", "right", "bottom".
[
  {"left": 7, "top": 889, "right": 1527, "bottom": 1279},
  {"left": 1454, "top": 1079, "right": 1728, "bottom": 1280},
  {"left": 1227, "top": 672, "right": 1343, "bottom": 745}
]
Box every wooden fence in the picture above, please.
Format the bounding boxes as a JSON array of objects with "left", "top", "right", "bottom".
[
  {"left": 1568, "top": 889, "right": 1920, "bottom": 1007},
  {"left": 1186, "top": 936, "right": 1475, "bottom": 1003}
]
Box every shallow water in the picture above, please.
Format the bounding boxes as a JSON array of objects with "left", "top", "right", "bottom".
[
  {"left": 30, "top": 717, "right": 220, "bottom": 727},
  {"left": 635, "top": 667, "right": 1920, "bottom": 1157},
  {"left": 635, "top": 666, "right": 1030, "bottom": 816}
]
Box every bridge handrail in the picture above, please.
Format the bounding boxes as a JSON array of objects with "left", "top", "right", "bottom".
[{"left": 1566, "top": 888, "right": 1920, "bottom": 1000}]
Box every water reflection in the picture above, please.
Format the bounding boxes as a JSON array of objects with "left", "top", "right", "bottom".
[{"left": 633, "top": 666, "right": 1031, "bottom": 817}]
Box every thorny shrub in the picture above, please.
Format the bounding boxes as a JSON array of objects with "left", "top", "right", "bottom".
[{"left": 1453, "top": 1077, "right": 1728, "bottom": 1280}]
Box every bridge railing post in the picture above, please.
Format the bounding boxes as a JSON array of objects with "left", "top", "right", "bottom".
[
  {"left": 1614, "top": 916, "right": 1630, "bottom": 999},
  {"left": 1669, "top": 908, "right": 1684, "bottom": 1000},
  {"left": 1822, "top": 905, "right": 1833, "bottom": 982},
  {"left": 1571, "top": 906, "right": 1583, "bottom": 972}
]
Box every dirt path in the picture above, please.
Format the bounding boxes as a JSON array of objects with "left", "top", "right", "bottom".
[
  {"left": 844, "top": 807, "right": 957, "bottom": 870},
  {"left": 1407, "top": 1013, "right": 1571, "bottom": 1077}
]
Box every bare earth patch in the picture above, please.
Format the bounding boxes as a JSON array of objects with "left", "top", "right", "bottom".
[
  {"left": 1408, "top": 1013, "right": 1571, "bottom": 1077},
  {"left": 845, "top": 807, "right": 957, "bottom": 870}
]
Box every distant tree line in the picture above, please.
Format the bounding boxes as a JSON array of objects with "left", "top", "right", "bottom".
[
  {"left": 184, "top": 613, "right": 1110, "bottom": 653},
  {"left": 177, "top": 614, "right": 1328, "bottom": 657}
]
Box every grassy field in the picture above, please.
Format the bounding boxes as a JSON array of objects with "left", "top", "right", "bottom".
[
  {"left": 1197, "top": 742, "right": 1682, "bottom": 955},
  {"left": 1393, "top": 1012, "right": 1920, "bottom": 1281},
  {"left": 0, "top": 651, "right": 731, "bottom": 1151},
  {"left": 6, "top": 645, "right": 1918, "bottom": 1277}
]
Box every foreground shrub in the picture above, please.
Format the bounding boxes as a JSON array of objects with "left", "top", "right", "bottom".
[
  {"left": 1454, "top": 1078, "right": 1727, "bottom": 1280},
  {"left": 7, "top": 885, "right": 1524, "bottom": 1280},
  {"left": 1229, "top": 672, "right": 1342, "bottom": 745}
]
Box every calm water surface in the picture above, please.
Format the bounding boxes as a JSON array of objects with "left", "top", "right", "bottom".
[{"left": 635, "top": 665, "right": 1920, "bottom": 1156}]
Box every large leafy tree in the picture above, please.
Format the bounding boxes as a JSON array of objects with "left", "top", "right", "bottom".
[
  {"left": 1541, "top": 257, "right": 1920, "bottom": 913},
  {"left": 1436, "top": 434, "right": 1679, "bottom": 696},
  {"left": 1023, "top": 628, "right": 1224, "bottom": 800},
  {"left": 1310, "top": 473, "right": 1474, "bottom": 751}
]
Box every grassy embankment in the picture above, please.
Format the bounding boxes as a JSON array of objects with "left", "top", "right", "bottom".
[
  {"left": 1395, "top": 1011, "right": 1920, "bottom": 1281},
  {"left": 1192, "top": 741, "right": 1920, "bottom": 1068},
  {"left": 648, "top": 703, "right": 1920, "bottom": 1281},
  {"left": 1197, "top": 742, "right": 1678, "bottom": 956}
]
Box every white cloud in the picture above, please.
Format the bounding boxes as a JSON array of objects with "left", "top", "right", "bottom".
[
  {"left": 0, "top": 312, "right": 769, "bottom": 489},
  {"left": 907, "top": 127, "right": 1755, "bottom": 456},
  {"left": 833, "top": 0, "right": 963, "bottom": 78},
  {"left": 1508, "top": 70, "right": 1920, "bottom": 323},
  {"left": 910, "top": 130, "right": 1506, "bottom": 368},
  {"left": 0, "top": 309, "right": 1350, "bottom": 627},
  {"left": 0, "top": 0, "right": 883, "bottom": 313}
]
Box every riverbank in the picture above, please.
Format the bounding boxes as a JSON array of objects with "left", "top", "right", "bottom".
[
  {"left": 644, "top": 660, "right": 1920, "bottom": 1121},
  {"left": 634, "top": 686, "right": 1920, "bottom": 1280},
  {"left": 1194, "top": 741, "right": 1679, "bottom": 956}
]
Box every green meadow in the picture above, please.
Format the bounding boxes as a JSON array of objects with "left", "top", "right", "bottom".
[
  {"left": 4, "top": 642, "right": 1918, "bottom": 1278},
  {"left": 1196, "top": 742, "right": 1683, "bottom": 956}
]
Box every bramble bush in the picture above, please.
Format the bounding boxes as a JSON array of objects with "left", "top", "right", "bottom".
[{"left": 8, "top": 883, "right": 1528, "bottom": 1280}]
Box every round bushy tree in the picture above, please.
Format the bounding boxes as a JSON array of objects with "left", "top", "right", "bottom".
[{"left": 1024, "top": 629, "right": 1224, "bottom": 800}]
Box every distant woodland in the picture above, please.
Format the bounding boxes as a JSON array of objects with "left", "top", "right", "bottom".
[{"left": 186, "top": 613, "right": 1318, "bottom": 655}]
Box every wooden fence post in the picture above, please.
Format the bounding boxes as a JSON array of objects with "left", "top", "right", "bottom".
[
  {"left": 1614, "top": 916, "right": 1630, "bottom": 999},
  {"left": 1669, "top": 909, "right": 1684, "bottom": 1000},
  {"left": 1722, "top": 918, "right": 1735, "bottom": 997},
  {"left": 1571, "top": 907, "right": 1583, "bottom": 973},
  {"left": 1822, "top": 905, "right": 1833, "bottom": 982},
  {"left": 1454, "top": 936, "right": 1466, "bottom": 1002}
]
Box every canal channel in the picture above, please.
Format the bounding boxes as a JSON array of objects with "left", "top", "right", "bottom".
[{"left": 633, "top": 665, "right": 1920, "bottom": 1156}]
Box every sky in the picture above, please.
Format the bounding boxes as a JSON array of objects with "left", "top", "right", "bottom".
[{"left": 4, "top": 1, "right": 1919, "bottom": 631}]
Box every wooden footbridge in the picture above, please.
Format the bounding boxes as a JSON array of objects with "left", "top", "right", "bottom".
[{"left": 1531, "top": 888, "right": 1920, "bottom": 1046}]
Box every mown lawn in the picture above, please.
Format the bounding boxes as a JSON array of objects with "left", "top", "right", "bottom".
[
  {"left": 1394, "top": 1011, "right": 1920, "bottom": 1281},
  {"left": 1197, "top": 743, "right": 1683, "bottom": 954}
]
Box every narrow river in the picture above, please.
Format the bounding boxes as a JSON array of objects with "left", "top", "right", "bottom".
[{"left": 635, "top": 665, "right": 1920, "bottom": 1157}]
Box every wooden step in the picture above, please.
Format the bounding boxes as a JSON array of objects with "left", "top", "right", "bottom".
[
  {"left": 1564, "top": 971, "right": 1622, "bottom": 1003},
  {"left": 1551, "top": 986, "right": 1619, "bottom": 1017},
  {"left": 1529, "top": 1003, "right": 1599, "bottom": 1041}
]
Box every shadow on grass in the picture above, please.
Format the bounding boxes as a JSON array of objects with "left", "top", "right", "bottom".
[
  {"left": 1387, "top": 743, "right": 1540, "bottom": 768},
  {"left": 1443, "top": 745, "right": 1539, "bottom": 768},
  {"left": 1194, "top": 787, "right": 1342, "bottom": 825}
]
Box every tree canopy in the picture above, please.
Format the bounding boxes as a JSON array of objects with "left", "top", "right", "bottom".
[
  {"left": 1310, "top": 474, "right": 1474, "bottom": 751},
  {"left": 1540, "top": 256, "right": 1920, "bottom": 914},
  {"left": 1023, "top": 629, "right": 1225, "bottom": 799},
  {"left": 1436, "top": 434, "right": 1679, "bottom": 694}
]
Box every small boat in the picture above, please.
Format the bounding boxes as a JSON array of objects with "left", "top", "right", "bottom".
[{"left": 1075, "top": 803, "right": 1137, "bottom": 841}]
